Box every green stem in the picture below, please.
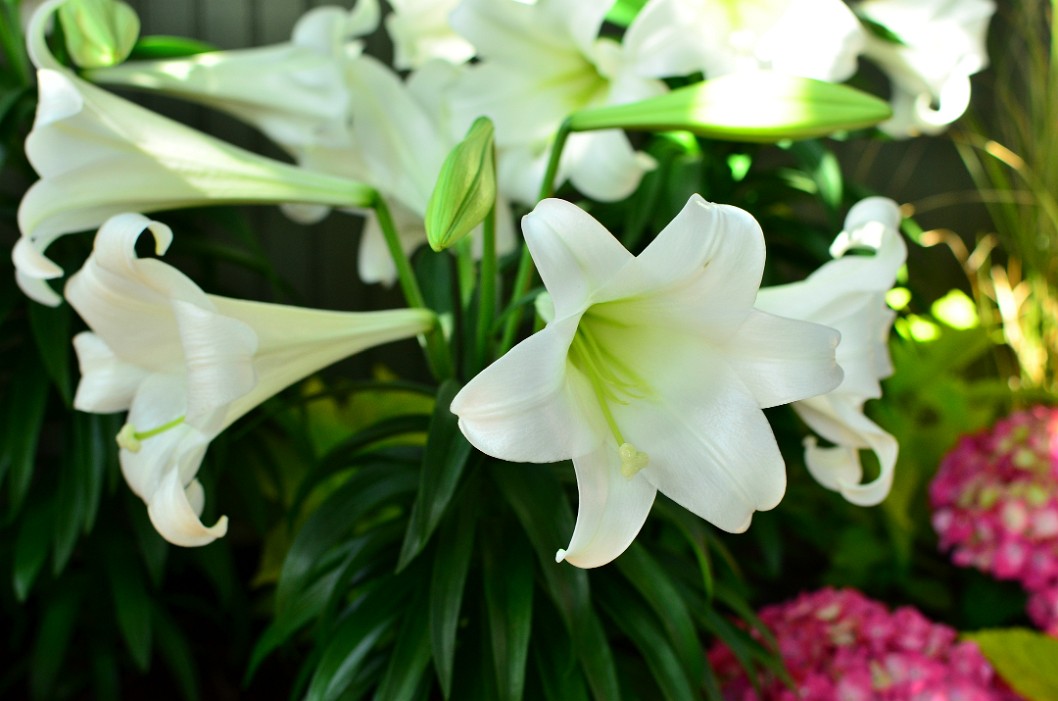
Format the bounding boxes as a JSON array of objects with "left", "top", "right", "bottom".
[
  {"left": 498, "top": 120, "right": 573, "bottom": 354},
  {"left": 373, "top": 195, "right": 454, "bottom": 380},
  {"left": 474, "top": 203, "right": 497, "bottom": 371},
  {"left": 455, "top": 237, "right": 475, "bottom": 310}
]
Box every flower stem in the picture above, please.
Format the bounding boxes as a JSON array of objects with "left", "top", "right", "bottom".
[
  {"left": 373, "top": 195, "right": 454, "bottom": 380},
  {"left": 474, "top": 203, "right": 497, "bottom": 371},
  {"left": 498, "top": 119, "right": 572, "bottom": 354}
]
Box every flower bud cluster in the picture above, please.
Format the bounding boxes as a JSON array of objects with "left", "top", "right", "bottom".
[
  {"left": 707, "top": 588, "right": 1016, "bottom": 700},
  {"left": 930, "top": 406, "right": 1058, "bottom": 634}
]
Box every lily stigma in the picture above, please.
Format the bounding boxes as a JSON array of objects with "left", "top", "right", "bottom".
[{"left": 116, "top": 416, "right": 186, "bottom": 453}]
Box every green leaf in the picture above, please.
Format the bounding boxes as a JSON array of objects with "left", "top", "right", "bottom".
[
  {"left": 426, "top": 116, "right": 496, "bottom": 252},
  {"left": 966, "top": 628, "right": 1058, "bottom": 701},
  {"left": 29, "top": 584, "right": 81, "bottom": 700},
  {"left": 276, "top": 463, "right": 417, "bottom": 616},
  {"left": 105, "top": 538, "right": 154, "bottom": 671},
  {"left": 28, "top": 274, "right": 71, "bottom": 406},
  {"left": 305, "top": 577, "right": 415, "bottom": 701},
  {"left": 398, "top": 380, "right": 473, "bottom": 569},
  {"left": 429, "top": 494, "right": 478, "bottom": 698},
  {"left": 1, "top": 350, "right": 49, "bottom": 517},
  {"left": 606, "top": 0, "right": 648, "bottom": 27},
  {"left": 532, "top": 607, "right": 590, "bottom": 701},
  {"left": 483, "top": 524, "right": 534, "bottom": 701},
  {"left": 786, "top": 140, "right": 843, "bottom": 214},
  {"left": 598, "top": 581, "right": 696, "bottom": 701},
  {"left": 615, "top": 543, "right": 703, "bottom": 687},
  {"left": 53, "top": 413, "right": 92, "bottom": 574},
  {"left": 375, "top": 588, "right": 433, "bottom": 701},
  {"left": 13, "top": 498, "right": 52, "bottom": 601},
  {"left": 153, "top": 608, "right": 201, "bottom": 701},
  {"left": 568, "top": 72, "right": 892, "bottom": 142}
]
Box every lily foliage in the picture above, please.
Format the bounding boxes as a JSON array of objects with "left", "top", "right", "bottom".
[{"left": 0, "top": 0, "right": 1020, "bottom": 700}]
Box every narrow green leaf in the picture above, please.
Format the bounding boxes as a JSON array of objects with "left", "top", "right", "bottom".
[
  {"left": 153, "top": 608, "right": 201, "bottom": 701},
  {"left": 616, "top": 543, "right": 703, "bottom": 687},
  {"left": 568, "top": 72, "right": 892, "bottom": 142},
  {"left": 28, "top": 277, "right": 71, "bottom": 405},
  {"left": 532, "top": 608, "right": 590, "bottom": 701},
  {"left": 53, "top": 413, "right": 91, "bottom": 574},
  {"left": 105, "top": 539, "right": 154, "bottom": 671},
  {"left": 29, "top": 584, "right": 81, "bottom": 699},
  {"left": 305, "top": 577, "right": 414, "bottom": 701},
  {"left": 277, "top": 463, "right": 417, "bottom": 616},
  {"left": 572, "top": 607, "right": 622, "bottom": 701},
  {"left": 598, "top": 581, "right": 696, "bottom": 701},
  {"left": 787, "top": 140, "right": 843, "bottom": 214},
  {"left": 2, "top": 351, "right": 49, "bottom": 517},
  {"left": 398, "top": 380, "right": 473, "bottom": 569},
  {"left": 13, "top": 498, "right": 52, "bottom": 601},
  {"left": 966, "top": 628, "right": 1058, "bottom": 701},
  {"left": 375, "top": 589, "right": 433, "bottom": 701},
  {"left": 429, "top": 494, "right": 478, "bottom": 698},
  {"left": 90, "top": 648, "right": 120, "bottom": 701},
  {"left": 483, "top": 524, "right": 534, "bottom": 701}
]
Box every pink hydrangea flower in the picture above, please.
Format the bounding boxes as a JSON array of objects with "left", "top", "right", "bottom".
[
  {"left": 930, "top": 406, "right": 1058, "bottom": 631},
  {"left": 708, "top": 588, "right": 1018, "bottom": 700}
]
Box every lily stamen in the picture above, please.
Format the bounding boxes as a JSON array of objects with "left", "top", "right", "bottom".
[{"left": 116, "top": 415, "right": 186, "bottom": 453}]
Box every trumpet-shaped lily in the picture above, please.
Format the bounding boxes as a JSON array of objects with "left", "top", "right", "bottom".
[
  {"left": 855, "top": 0, "right": 995, "bottom": 137},
  {"left": 622, "top": 0, "right": 864, "bottom": 82},
  {"left": 451, "top": 195, "right": 843, "bottom": 567},
  {"left": 85, "top": 2, "right": 379, "bottom": 153},
  {"left": 67, "top": 213, "right": 434, "bottom": 546},
  {"left": 15, "top": 68, "right": 372, "bottom": 306},
  {"left": 756, "top": 197, "right": 906, "bottom": 505},
  {"left": 448, "top": 0, "right": 666, "bottom": 204},
  {"left": 385, "top": 0, "right": 474, "bottom": 69}
]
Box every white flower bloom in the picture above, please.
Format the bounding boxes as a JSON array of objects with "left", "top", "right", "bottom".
[
  {"left": 385, "top": 0, "right": 474, "bottom": 69},
  {"left": 756, "top": 197, "right": 906, "bottom": 505},
  {"left": 623, "top": 0, "right": 865, "bottom": 81},
  {"left": 855, "top": 0, "right": 995, "bottom": 137},
  {"left": 448, "top": 0, "right": 666, "bottom": 205},
  {"left": 451, "top": 195, "right": 843, "bottom": 568},
  {"left": 86, "top": 2, "right": 379, "bottom": 153},
  {"left": 67, "top": 213, "right": 433, "bottom": 546},
  {"left": 15, "top": 69, "right": 371, "bottom": 306}
]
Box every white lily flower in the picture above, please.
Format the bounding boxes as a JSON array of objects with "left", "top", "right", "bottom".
[
  {"left": 385, "top": 0, "right": 474, "bottom": 69},
  {"left": 451, "top": 195, "right": 843, "bottom": 568},
  {"left": 15, "top": 68, "right": 372, "bottom": 306},
  {"left": 67, "top": 213, "right": 434, "bottom": 546},
  {"left": 86, "top": 3, "right": 379, "bottom": 153},
  {"left": 622, "top": 0, "right": 865, "bottom": 82},
  {"left": 855, "top": 0, "right": 995, "bottom": 137},
  {"left": 448, "top": 0, "right": 665, "bottom": 205},
  {"left": 756, "top": 197, "right": 906, "bottom": 505}
]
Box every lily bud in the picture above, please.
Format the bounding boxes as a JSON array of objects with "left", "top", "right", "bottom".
[
  {"left": 567, "top": 71, "right": 892, "bottom": 142},
  {"left": 425, "top": 116, "right": 496, "bottom": 252},
  {"left": 58, "top": 0, "right": 139, "bottom": 68}
]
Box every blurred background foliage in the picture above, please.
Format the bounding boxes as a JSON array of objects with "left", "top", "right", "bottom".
[{"left": 1, "top": 0, "right": 1056, "bottom": 699}]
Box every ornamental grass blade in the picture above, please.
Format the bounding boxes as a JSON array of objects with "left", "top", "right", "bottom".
[
  {"left": 568, "top": 72, "right": 892, "bottom": 142},
  {"left": 482, "top": 524, "right": 534, "bottom": 701},
  {"left": 398, "top": 380, "right": 473, "bottom": 570},
  {"left": 429, "top": 494, "right": 478, "bottom": 698}
]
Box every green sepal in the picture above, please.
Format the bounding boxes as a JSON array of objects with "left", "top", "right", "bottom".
[
  {"left": 425, "top": 117, "right": 496, "bottom": 252},
  {"left": 58, "top": 0, "right": 140, "bottom": 68},
  {"left": 568, "top": 72, "right": 892, "bottom": 142}
]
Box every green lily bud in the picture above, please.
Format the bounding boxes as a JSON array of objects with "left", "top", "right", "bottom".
[
  {"left": 568, "top": 71, "right": 892, "bottom": 143},
  {"left": 59, "top": 0, "right": 140, "bottom": 69},
  {"left": 425, "top": 117, "right": 496, "bottom": 252}
]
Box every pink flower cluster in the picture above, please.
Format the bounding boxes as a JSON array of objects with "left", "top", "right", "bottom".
[
  {"left": 930, "top": 406, "right": 1058, "bottom": 635},
  {"left": 707, "top": 588, "right": 1017, "bottom": 701}
]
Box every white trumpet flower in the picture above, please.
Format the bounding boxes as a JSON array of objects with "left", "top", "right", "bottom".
[
  {"left": 451, "top": 195, "right": 843, "bottom": 568},
  {"left": 756, "top": 197, "right": 906, "bottom": 505},
  {"left": 15, "top": 69, "right": 372, "bottom": 305},
  {"left": 67, "top": 213, "right": 434, "bottom": 546}
]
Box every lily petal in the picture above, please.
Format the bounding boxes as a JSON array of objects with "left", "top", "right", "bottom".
[
  {"left": 72, "top": 331, "right": 149, "bottom": 413},
  {"left": 147, "top": 471, "right": 229, "bottom": 548},
  {"left": 556, "top": 444, "right": 657, "bottom": 568}
]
